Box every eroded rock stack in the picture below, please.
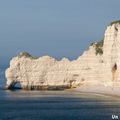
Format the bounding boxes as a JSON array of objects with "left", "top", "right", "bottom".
[{"left": 5, "top": 21, "right": 120, "bottom": 90}]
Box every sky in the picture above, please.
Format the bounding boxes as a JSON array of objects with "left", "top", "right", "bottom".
[{"left": 0, "top": 0, "right": 120, "bottom": 65}]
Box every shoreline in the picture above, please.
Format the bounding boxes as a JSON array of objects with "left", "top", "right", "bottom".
[
  {"left": 1, "top": 84, "right": 120, "bottom": 98},
  {"left": 71, "top": 85, "right": 120, "bottom": 98}
]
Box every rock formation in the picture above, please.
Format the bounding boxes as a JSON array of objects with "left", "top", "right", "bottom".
[{"left": 5, "top": 20, "right": 120, "bottom": 90}]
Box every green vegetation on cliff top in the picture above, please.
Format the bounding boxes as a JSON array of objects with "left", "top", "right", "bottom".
[
  {"left": 95, "top": 39, "right": 104, "bottom": 55},
  {"left": 91, "top": 39, "right": 104, "bottom": 55},
  {"left": 19, "top": 52, "right": 38, "bottom": 59},
  {"left": 110, "top": 20, "right": 120, "bottom": 26}
]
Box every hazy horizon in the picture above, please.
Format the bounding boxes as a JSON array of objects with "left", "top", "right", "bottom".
[{"left": 0, "top": 0, "right": 120, "bottom": 65}]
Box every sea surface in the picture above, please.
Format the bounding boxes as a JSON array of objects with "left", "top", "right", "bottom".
[{"left": 0, "top": 66, "right": 120, "bottom": 120}]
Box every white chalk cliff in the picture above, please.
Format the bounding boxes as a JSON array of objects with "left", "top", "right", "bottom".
[{"left": 5, "top": 21, "right": 120, "bottom": 90}]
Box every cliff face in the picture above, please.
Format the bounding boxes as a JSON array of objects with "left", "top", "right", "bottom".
[
  {"left": 103, "top": 23, "right": 120, "bottom": 86},
  {"left": 5, "top": 22, "right": 120, "bottom": 90}
]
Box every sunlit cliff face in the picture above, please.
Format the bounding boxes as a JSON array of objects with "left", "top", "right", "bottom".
[{"left": 5, "top": 21, "right": 120, "bottom": 90}]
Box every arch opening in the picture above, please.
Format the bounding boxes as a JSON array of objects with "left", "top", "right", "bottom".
[
  {"left": 14, "top": 82, "right": 22, "bottom": 89},
  {"left": 112, "top": 63, "right": 117, "bottom": 81},
  {"left": 112, "top": 63, "right": 117, "bottom": 72},
  {"left": 8, "top": 82, "right": 22, "bottom": 89}
]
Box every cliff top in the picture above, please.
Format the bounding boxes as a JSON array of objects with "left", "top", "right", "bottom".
[
  {"left": 19, "top": 52, "right": 38, "bottom": 59},
  {"left": 110, "top": 20, "right": 120, "bottom": 26}
]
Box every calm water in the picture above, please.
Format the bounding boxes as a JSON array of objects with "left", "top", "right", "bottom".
[{"left": 0, "top": 67, "right": 120, "bottom": 120}]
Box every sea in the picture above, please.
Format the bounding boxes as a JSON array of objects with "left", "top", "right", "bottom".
[{"left": 0, "top": 66, "right": 120, "bottom": 120}]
